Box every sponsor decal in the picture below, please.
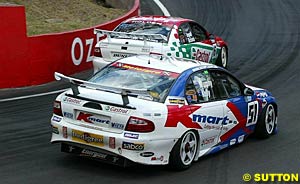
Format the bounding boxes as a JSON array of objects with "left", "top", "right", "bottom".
[
  {"left": 203, "top": 124, "right": 229, "bottom": 131},
  {"left": 112, "top": 62, "right": 179, "bottom": 78},
  {"left": 238, "top": 135, "right": 245, "bottom": 143},
  {"left": 109, "top": 137, "right": 116, "bottom": 149},
  {"left": 122, "top": 64, "right": 161, "bottom": 75},
  {"left": 80, "top": 149, "right": 107, "bottom": 159},
  {"left": 151, "top": 156, "right": 164, "bottom": 161},
  {"left": 62, "top": 126, "right": 68, "bottom": 138},
  {"left": 77, "top": 112, "right": 109, "bottom": 125},
  {"left": 165, "top": 105, "right": 202, "bottom": 129},
  {"left": 61, "top": 144, "right": 123, "bottom": 164},
  {"left": 77, "top": 112, "right": 122, "bottom": 129},
  {"left": 63, "top": 112, "right": 74, "bottom": 119},
  {"left": 192, "top": 114, "right": 237, "bottom": 125},
  {"left": 68, "top": 145, "right": 75, "bottom": 152},
  {"left": 140, "top": 152, "right": 154, "bottom": 157},
  {"left": 111, "top": 122, "right": 124, "bottom": 129},
  {"left": 124, "top": 133, "right": 139, "bottom": 139},
  {"left": 52, "top": 116, "right": 62, "bottom": 122},
  {"left": 62, "top": 97, "right": 81, "bottom": 105},
  {"left": 52, "top": 125, "right": 59, "bottom": 134},
  {"left": 168, "top": 98, "right": 185, "bottom": 105},
  {"left": 192, "top": 48, "right": 211, "bottom": 63},
  {"left": 256, "top": 91, "right": 268, "bottom": 98},
  {"left": 122, "top": 141, "right": 144, "bottom": 151},
  {"left": 201, "top": 136, "right": 216, "bottom": 146},
  {"left": 230, "top": 138, "right": 236, "bottom": 146},
  {"left": 105, "top": 106, "right": 130, "bottom": 114},
  {"left": 245, "top": 96, "right": 252, "bottom": 102},
  {"left": 72, "top": 130, "right": 104, "bottom": 146},
  {"left": 166, "top": 102, "right": 254, "bottom": 146}
]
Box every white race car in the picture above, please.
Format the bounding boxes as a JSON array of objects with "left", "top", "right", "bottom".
[
  {"left": 51, "top": 54, "right": 277, "bottom": 170},
  {"left": 92, "top": 16, "right": 228, "bottom": 73}
]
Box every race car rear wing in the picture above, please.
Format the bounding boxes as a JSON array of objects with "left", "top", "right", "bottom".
[
  {"left": 94, "top": 29, "right": 168, "bottom": 44},
  {"left": 54, "top": 72, "right": 147, "bottom": 108}
]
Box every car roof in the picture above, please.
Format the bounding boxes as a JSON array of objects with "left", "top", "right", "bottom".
[
  {"left": 123, "top": 16, "right": 191, "bottom": 26},
  {"left": 116, "top": 55, "right": 217, "bottom": 74}
]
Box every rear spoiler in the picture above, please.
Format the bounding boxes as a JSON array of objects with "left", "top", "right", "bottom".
[
  {"left": 94, "top": 29, "right": 168, "bottom": 44},
  {"left": 54, "top": 72, "right": 146, "bottom": 107}
]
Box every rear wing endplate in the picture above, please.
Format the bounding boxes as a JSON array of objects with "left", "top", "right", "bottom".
[{"left": 94, "top": 29, "right": 168, "bottom": 44}]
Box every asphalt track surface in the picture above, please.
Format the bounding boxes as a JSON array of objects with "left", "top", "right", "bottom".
[{"left": 1, "top": 1, "right": 300, "bottom": 183}]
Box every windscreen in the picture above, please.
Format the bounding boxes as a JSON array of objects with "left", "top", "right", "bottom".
[
  {"left": 113, "top": 22, "right": 172, "bottom": 41},
  {"left": 89, "top": 62, "right": 179, "bottom": 102}
]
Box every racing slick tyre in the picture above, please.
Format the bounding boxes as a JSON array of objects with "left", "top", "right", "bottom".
[
  {"left": 169, "top": 130, "right": 198, "bottom": 170},
  {"left": 254, "top": 103, "right": 277, "bottom": 139},
  {"left": 216, "top": 46, "right": 228, "bottom": 68}
]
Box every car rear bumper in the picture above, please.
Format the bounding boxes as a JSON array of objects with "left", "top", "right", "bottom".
[
  {"left": 59, "top": 142, "right": 132, "bottom": 167},
  {"left": 51, "top": 116, "right": 176, "bottom": 166}
]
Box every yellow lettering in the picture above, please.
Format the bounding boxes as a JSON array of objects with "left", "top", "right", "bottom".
[
  {"left": 291, "top": 174, "right": 299, "bottom": 182},
  {"left": 253, "top": 173, "right": 298, "bottom": 182},
  {"left": 261, "top": 174, "right": 268, "bottom": 182},
  {"left": 269, "top": 173, "right": 276, "bottom": 181},
  {"left": 283, "top": 174, "right": 290, "bottom": 182},
  {"left": 254, "top": 174, "right": 261, "bottom": 182}
]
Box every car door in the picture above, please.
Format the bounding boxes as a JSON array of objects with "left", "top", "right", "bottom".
[
  {"left": 184, "top": 70, "right": 225, "bottom": 150},
  {"left": 209, "top": 70, "right": 259, "bottom": 146}
]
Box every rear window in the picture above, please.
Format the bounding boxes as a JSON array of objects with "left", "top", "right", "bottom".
[
  {"left": 89, "top": 62, "right": 179, "bottom": 102},
  {"left": 114, "top": 22, "right": 172, "bottom": 42}
]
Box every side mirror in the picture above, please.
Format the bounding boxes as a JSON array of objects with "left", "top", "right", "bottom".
[{"left": 243, "top": 87, "right": 254, "bottom": 96}]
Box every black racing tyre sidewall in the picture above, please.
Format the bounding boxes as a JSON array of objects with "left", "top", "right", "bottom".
[{"left": 254, "top": 103, "right": 277, "bottom": 139}]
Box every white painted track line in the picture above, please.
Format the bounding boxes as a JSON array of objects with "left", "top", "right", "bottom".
[
  {"left": 153, "top": 0, "right": 171, "bottom": 16},
  {"left": 0, "top": 89, "right": 67, "bottom": 102}
]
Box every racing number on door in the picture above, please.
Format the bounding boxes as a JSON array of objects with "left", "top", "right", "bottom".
[{"left": 246, "top": 101, "right": 258, "bottom": 126}]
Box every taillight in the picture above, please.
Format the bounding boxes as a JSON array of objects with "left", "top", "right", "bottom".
[
  {"left": 94, "top": 47, "right": 102, "bottom": 57},
  {"left": 125, "top": 116, "right": 155, "bottom": 133},
  {"left": 53, "top": 100, "right": 63, "bottom": 116},
  {"left": 93, "top": 35, "right": 106, "bottom": 57}
]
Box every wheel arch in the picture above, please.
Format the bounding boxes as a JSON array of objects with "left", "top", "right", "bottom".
[
  {"left": 170, "top": 129, "right": 202, "bottom": 161},
  {"left": 270, "top": 102, "right": 278, "bottom": 116},
  {"left": 191, "top": 129, "right": 202, "bottom": 161}
]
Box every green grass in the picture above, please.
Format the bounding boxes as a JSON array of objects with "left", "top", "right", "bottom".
[{"left": 0, "top": 0, "right": 127, "bottom": 35}]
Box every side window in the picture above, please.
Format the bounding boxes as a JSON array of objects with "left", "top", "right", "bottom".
[
  {"left": 211, "top": 71, "right": 242, "bottom": 99},
  {"left": 178, "top": 23, "right": 195, "bottom": 44},
  {"left": 190, "top": 22, "right": 207, "bottom": 42},
  {"left": 185, "top": 78, "right": 198, "bottom": 104},
  {"left": 185, "top": 70, "right": 216, "bottom": 104}
]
